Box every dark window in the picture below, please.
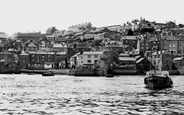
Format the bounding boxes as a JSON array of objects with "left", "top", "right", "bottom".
[{"left": 87, "top": 60, "right": 91, "bottom": 63}]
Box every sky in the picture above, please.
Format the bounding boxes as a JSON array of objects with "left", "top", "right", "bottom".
[{"left": 0, "top": 0, "right": 184, "bottom": 36}]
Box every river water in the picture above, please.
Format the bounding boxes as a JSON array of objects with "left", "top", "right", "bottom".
[{"left": 0, "top": 74, "right": 183, "bottom": 115}]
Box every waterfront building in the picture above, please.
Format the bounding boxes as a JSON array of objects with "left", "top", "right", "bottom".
[
  {"left": 19, "top": 50, "right": 29, "bottom": 68},
  {"left": 0, "top": 32, "right": 8, "bottom": 52},
  {"left": 112, "top": 56, "right": 137, "bottom": 74},
  {"left": 70, "top": 51, "right": 105, "bottom": 68},
  {"left": 0, "top": 50, "right": 14, "bottom": 64}
]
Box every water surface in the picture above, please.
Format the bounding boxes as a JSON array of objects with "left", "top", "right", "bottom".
[{"left": 0, "top": 74, "right": 183, "bottom": 115}]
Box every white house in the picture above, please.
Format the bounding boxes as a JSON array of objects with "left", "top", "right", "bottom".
[{"left": 70, "top": 51, "right": 104, "bottom": 68}]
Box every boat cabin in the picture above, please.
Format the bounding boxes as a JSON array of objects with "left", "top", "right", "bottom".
[{"left": 146, "top": 70, "right": 169, "bottom": 77}]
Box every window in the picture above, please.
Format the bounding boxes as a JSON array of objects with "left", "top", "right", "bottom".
[
  {"left": 88, "top": 55, "right": 91, "bottom": 58},
  {"left": 87, "top": 60, "right": 91, "bottom": 63},
  {"left": 94, "top": 55, "right": 98, "bottom": 58}
]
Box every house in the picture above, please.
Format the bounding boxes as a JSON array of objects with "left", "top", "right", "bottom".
[
  {"left": 70, "top": 51, "right": 105, "bottom": 68},
  {"left": 19, "top": 50, "right": 29, "bottom": 68},
  {"left": 172, "top": 57, "right": 184, "bottom": 75},
  {"left": 112, "top": 56, "right": 137, "bottom": 74},
  {"left": 37, "top": 38, "right": 52, "bottom": 51},
  {"left": 0, "top": 50, "right": 14, "bottom": 64},
  {"left": 151, "top": 50, "right": 172, "bottom": 71},
  {"left": 16, "top": 32, "right": 42, "bottom": 43},
  {"left": 122, "top": 36, "right": 138, "bottom": 51},
  {"left": 160, "top": 35, "right": 178, "bottom": 56},
  {"left": 136, "top": 57, "right": 152, "bottom": 74},
  {"left": 173, "top": 57, "right": 184, "bottom": 68},
  {"left": 26, "top": 42, "right": 38, "bottom": 52},
  {"left": 0, "top": 32, "right": 8, "bottom": 52},
  {"left": 28, "top": 51, "right": 55, "bottom": 68}
]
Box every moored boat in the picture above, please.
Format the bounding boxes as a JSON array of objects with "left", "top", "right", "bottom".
[
  {"left": 42, "top": 71, "right": 55, "bottom": 76},
  {"left": 105, "top": 73, "right": 114, "bottom": 78},
  {"left": 144, "top": 70, "right": 173, "bottom": 89}
]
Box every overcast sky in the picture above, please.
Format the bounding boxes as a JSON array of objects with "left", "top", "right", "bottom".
[{"left": 0, "top": 0, "right": 183, "bottom": 35}]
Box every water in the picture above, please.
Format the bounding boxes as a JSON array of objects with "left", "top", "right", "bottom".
[{"left": 0, "top": 74, "right": 183, "bottom": 115}]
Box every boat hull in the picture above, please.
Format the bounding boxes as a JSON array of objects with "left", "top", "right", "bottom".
[{"left": 144, "top": 75, "right": 173, "bottom": 89}]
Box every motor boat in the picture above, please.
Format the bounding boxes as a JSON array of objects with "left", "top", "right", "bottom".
[
  {"left": 144, "top": 70, "right": 173, "bottom": 89},
  {"left": 42, "top": 71, "right": 55, "bottom": 76}
]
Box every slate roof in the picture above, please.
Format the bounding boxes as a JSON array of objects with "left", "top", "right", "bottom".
[
  {"left": 118, "top": 57, "right": 136, "bottom": 61},
  {"left": 173, "top": 57, "right": 183, "bottom": 61},
  {"left": 28, "top": 43, "right": 37, "bottom": 47}
]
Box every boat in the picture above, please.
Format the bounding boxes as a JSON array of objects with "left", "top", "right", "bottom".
[
  {"left": 144, "top": 70, "right": 173, "bottom": 89},
  {"left": 144, "top": 36, "right": 173, "bottom": 89},
  {"left": 105, "top": 73, "right": 114, "bottom": 78},
  {"left": 42, "top": 71, "right": 55, "bottom": 76}
]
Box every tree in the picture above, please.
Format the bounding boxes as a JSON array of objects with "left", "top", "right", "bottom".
[{"left": 178, "top": 24, "right": 184, "bottom": 28}]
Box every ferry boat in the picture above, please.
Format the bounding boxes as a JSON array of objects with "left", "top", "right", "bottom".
[{"left": 144, "top": 70, "right": 173, "bottom": 89}]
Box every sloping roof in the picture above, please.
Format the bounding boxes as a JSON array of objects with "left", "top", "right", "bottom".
[
  {"left": 119, "top": 53, "right": 130, "bottom": 57},
  {"left": 162, "top": 35, "right": 177, "bottom": 40},
  {"left": 123, "top": 36, "right": 137, "bottom": 40},
  {"left": 136, "top": 58, "right": 144, "bottom": 63},
  {"left": 0, "top": 50, "right": 12, "bottom": 54},
  {"left": 71, "top": 53, "right": 80, "bottom": 58},
  {"left": 118, "top": 57, "right": 136, "bottom": 61},
  {"left": 135, "top": 55, "right": 141, "bottom": 60},
  {"left": 173, "top": 57, "right": 184, "bottom": 61},
  {"left": 20, "top": 50, "right": 29, "bottom": 55},
  {"left": 17, "top": 32, "right": 42, "bottom": 38},
  {"left": 53, "top": 44, "right": 65, "bottom": 48},
  {"left": 0, "top": 32, "right": 9, "bottom": 39},
  {"left": 28, "top": 43, "right": 37, "bottom": 47},
  {"left": 152, "top": 50, "right": 170, "bottom": 55},
  {"left": 83, "top": 51, "right": 104, "bottom": 55}
]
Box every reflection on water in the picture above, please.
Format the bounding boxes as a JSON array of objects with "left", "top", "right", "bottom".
[{"left": 0, "top": 74, "right": 183, "bottom": 114}]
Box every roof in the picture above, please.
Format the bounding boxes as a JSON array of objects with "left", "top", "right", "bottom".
[
  {"left": 0, "top": 50, "right": 12, "bottom": 54},
  {"left": 119, "top": 53, "right": 130, "bottom": 57},
  {"left": 83, "top": 51, "right": 104, "bottom": 55},
  {"left": 20, "top": 50, "right": 29, "bottom": 55},
  {"left": 71, "top": 53, "right": 80, "bottom": 58},
  {"left": 123, "top": 36, "right": 137, "bottom": 40},
  {"left": 0, "top": 32, "right": 9, "bottom": 39},
  {"left": 162, "top": 35, "right": 178, "bottom": 40},
  {"left": 53, "top": 44, "right": 67, "bottom": 48},
  {"left": 17, "top": 32, "right": 42, "bottom": 38},
  {"left": 136, "top": 58, "right": 144, "bottom": 63},
  {"left": 173, "top": 57, "right": 184, "bottom": 61},
  {"left": 152, "top": 50, "right": 170, "bottom": 55},
  {"left": 118, "top": 57, "right": 136, "bottom": 61},
  {"left": 135, "top": 55, "right": 141, "bottom": 60},
  {"left": 28, "top": 43, "right": 37, "bottom": 47}
]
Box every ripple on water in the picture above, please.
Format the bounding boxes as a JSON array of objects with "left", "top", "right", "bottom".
[{"left": 0, "top": 75, "right": 183, "bottom": 114}]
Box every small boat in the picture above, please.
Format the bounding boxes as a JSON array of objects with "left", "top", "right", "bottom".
[
  {"left": 105, "top": 73, "right": 114, "bottom": 78},
  {"left": 144, "top": 70, "right": 173, "bottom": 89},
  {"left": 42, "top": 71, "right": 55, "bottom": 76},
  {"left": 28, "top": 73, "right": 35, "bottom": 75}
]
